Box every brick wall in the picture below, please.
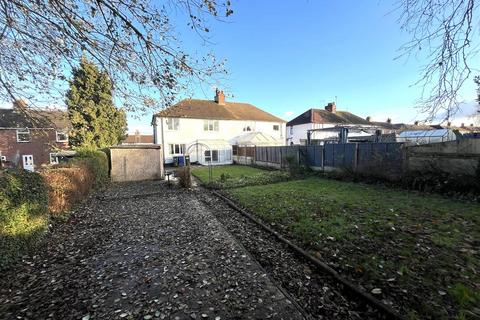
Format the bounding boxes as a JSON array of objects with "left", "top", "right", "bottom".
[{"left": 0, "top": 129, "right": 69, "bottom": 169}]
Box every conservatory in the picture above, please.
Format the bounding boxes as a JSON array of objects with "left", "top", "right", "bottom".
[
  {"left": 397, "top": 129, "right": 457, "bottom": 145},
  {"left": 186, "top": 139, "right": 233, "bottom": 165}
]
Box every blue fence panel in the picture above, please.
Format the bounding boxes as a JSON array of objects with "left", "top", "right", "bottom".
[
  {"left": 324, "top": 144, "right": 335, "bottom": 167},
  {"left": 344, "top": 143, "right": 357, "bottom": 167}
]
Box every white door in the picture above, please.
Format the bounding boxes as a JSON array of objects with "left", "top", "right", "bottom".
[{"left": 22, "top": 155, "right": 34, "bottom": 172}]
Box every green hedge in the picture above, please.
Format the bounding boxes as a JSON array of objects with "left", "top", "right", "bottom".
[
  {"left": 0, "top": 148, "right": 109, "bottom": 269},
  {"left": 73, "top": 148, "right": 109, "bottom": 190},
  {"left": 0, "top": 170, "right": 49, "bottom": 269}
]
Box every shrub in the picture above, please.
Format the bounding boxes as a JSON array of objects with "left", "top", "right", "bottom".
[
  {"left": 73, "top": 148, "right": 109, "bottom": 190},
  {"left": 40, "top": 161, "right": 94, "bottom": 214},
  {"left": 0, "top": 170, "right": 49, "bottom": 269},
  {"left": 176, "top": 166, "right": 192, "bottom": 188}
]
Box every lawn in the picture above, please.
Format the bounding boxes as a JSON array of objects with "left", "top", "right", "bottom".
[
  {"left": 191, "top": 164, "right": 290, "bottom": 188},
  {"left": 227, "top": 177, "right": 480, "bottom": 320}
]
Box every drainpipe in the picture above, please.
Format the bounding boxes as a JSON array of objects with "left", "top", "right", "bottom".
[{"left": 160, "top": 117, "right": 165, "bottom": 164}]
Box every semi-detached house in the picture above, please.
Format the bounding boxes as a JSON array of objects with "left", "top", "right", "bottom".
[{"left": 152, "top": 90, "right": 286, "bottom": 165}]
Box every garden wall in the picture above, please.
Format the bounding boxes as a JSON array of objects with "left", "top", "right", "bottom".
[{"left": 406, "top": 139, "right": 480, "bottom": 175}]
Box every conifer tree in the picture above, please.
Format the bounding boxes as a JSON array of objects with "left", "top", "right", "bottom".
[{"left": 66, "top": 58, "right": 127, "bottom": 148}]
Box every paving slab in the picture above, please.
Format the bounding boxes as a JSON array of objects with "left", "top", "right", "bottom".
[{"left": 0, "top": 181, "right": 304, "bottom": 320}]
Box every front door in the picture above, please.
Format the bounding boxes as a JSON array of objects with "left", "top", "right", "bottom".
[{"left": 22, "top": 155, "right": 34, "bottom": 172}]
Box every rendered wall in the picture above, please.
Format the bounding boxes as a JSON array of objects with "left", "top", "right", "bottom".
[{"left": 110, "top": 146, "right": 164, "bottom": 182}]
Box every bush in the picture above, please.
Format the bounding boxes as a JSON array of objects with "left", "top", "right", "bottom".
[
  {"left": 40, "top": 161, "right": 94, "bottom": 214},
  {"left": 73, "top": 148, "right": 109, "bottom": 190},
  {"left": 0, "top": 170, "right": 49, "bottom": 269},
  {"left": 176, "top": 166, "right": 192, "bottom": 188}
]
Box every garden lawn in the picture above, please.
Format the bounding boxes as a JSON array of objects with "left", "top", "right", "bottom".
[
  {"left": 191, "top": 165, "right": 290, "bottom": 189},
  {"left": 227, "top": 177, "right": 480, "bottom": 320}
]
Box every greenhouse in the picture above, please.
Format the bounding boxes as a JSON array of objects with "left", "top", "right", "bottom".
[
  {"left": 185, "top": 139, "right": 233, "bottom": 165},
  {"left": 397, "top": 129, "right": 457, "bottom": 145}
]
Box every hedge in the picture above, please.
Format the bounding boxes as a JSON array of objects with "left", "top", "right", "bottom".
[
  {"left": 0, "top": 170, "right": 49, "bottom": 268},
  {"left": 0, "top": 149, "right": 109, "bottom": 269}
]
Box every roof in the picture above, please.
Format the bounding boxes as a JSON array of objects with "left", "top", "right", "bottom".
[
  {"left": 233, "top": 132, "right": 284, "bottom": 146},
  {"left": 0, "top": 107, "right": 70, "bottom": 129},
  {"left": 123, "top": 134, "right": 154, "bottom": 144},
  {"left": 155, "top": 99, "right": 285, "bottom": 123},
  {"left": 286, "top": 109, "right": 371, "bottom": 126},
  {"left": 193, "top": 139, "right": 232, "bottom": 148},
  {"left": 398, "top": 129, "right": 453, "bottom": 138}
]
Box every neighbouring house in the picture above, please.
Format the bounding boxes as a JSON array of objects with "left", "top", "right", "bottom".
[
  {"left": 0, "top": 100, "right": 71, "bottom": 171},
  {"left": 287, "top": 102, "right": 374, "bottom": 145},
  {"left": 152, "top": 90, "right": 286, "bottom": 165},
  {"left": 122, "top": 130, "right": 154, "bottom": 145}
]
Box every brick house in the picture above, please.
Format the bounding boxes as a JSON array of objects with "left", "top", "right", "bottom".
[{"left": 0, "top": 101, "right": 71, "bottom": 171}]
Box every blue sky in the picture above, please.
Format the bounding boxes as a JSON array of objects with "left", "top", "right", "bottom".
[{"left": 130, "top": 0, "right": 478, "bottom": 133}]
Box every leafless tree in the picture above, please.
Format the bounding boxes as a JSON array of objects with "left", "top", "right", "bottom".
[
  {"left": 0, "top": 0, "right": 233, "bottom": 113},
  {"left": 396, "top": 0, "right": 479, "bottom": 122}
]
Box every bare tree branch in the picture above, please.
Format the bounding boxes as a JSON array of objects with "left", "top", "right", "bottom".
[
  {"left": 396, "top": 0, "right": 479, "bottom": 122},
  {"left": 0, "top": 0, "right": 233, "bottom": 113}
]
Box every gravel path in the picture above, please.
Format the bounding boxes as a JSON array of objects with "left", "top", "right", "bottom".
[
  {"left": 0, "top": 181, "right": 304, "bottom": 320},
  {"left": 196, "top": 190, "right": 387, "bottom": 320}
]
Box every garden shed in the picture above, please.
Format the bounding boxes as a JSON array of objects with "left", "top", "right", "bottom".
[
  {"left": 397, "top": 129, "right": 457, "bottom": 145},
  {"left": 109, "top": 145, "right": 164, "bottom": 182}
]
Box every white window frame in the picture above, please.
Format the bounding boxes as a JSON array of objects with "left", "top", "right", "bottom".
[
  {"left": 16, "top": 128, "right": 30, "bottom": 142},
  {"left": 49, "top": 153, "right": 59, "bottom": 164},
  {"left": 166, "top": 118, "right": 179, "bottom": 131},
  {"left": 56, "top": 130, "right": 68, "bottom": 142},
  {"left": 203, "top": 120, "right": 219, "bottom": 132},
  {"left": 169, "top": 143, "right": 185, "bottom": 155}
]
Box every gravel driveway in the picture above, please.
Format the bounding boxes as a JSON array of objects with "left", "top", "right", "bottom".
[{"left": 0, "top": 181, "right": 304, "bottom": 320}]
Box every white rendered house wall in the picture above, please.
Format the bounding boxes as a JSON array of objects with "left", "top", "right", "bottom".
[{"left": 154, "top": 117, "right": 286, "bottom": 164}]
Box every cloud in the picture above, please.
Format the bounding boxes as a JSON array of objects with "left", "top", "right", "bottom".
[{"left": 283, "top": 111, "right": 294, "bottom": 118}]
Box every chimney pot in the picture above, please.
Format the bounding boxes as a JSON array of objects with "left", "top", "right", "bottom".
[
  {"left": 325, "top": 102, "right": 336, "bottom": 113},
  {"left": 461, "top": 123, "right": 465, "bottom": 128},
  {"left": 414, "top": 120, "right": 419, "bottom": 125},
  {"left": 387, "top": 118, "right": 392, "bottom": 124},
  {"left": 471, "top": 123, "right": 474, "bottom": 127},
  {"left": 447, "top": 121, "right": 451, "bottom": 127},
  {"left": 215, "top": 89, "right": 226, "bottom": 105},
  {"left": 366, "top": 116, "right": 371, "bottom": 122}
]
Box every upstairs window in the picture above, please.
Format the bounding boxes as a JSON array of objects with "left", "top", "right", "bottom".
[
  {"left": 273, "top": 125, "right": 280, "bottom": 131},
  {"left": 16, "top": 128, "right": 30, "bottom": 142},
  {"left": 166, "top": 118, "right": 179, "bottom": 130},
  {"left": 169, "top": 143, "right": 185, "bottom": 155},
  {"left": 243, "top": 126, "right": 252, "bottom": 132},
  {"left": 56, "top": 131, "right": 68, "bottom": 142},
  {"left": 204, "top": 120, "right": 219, "bottom": 131}
]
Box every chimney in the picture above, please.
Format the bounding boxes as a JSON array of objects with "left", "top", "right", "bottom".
[
  {"left": 447, "top": 121, "right": 451, "bottom": 127},
  {"left": 366, "top": 116, "right": 371, "bottom": 122},
  {"left": 471, "top": 123, "right": 474, "bottom": 127},
  {"left": 134, "top": 129, "right": 140, "bottom": 143},
  {"left": 387, "top": 118, "right": 392, "bottom": 124},
  {"left": 215, "top": 89, "right": 225, "bottom": 105},
  {"left": 325, "top": 102, "right": 336, "bottom": 113},
  {"left": 414, "top": 121, "right": 419, "bottom": 125},
  {"left": 12, "top": 99, "right": 27, "bottom": 112},
  {"left": 461, "top": 123, "right": 465, "bottom": 128}
]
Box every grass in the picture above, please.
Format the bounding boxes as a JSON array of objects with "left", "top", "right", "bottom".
[
  {"left": 226, "top": 176, "right": 480, "bottom": 319},
  {"left": 192, "top": 165, "right": 267, "bottom": 183},
  {"left": 191, "top": 165, "right": 290, "bottom": 189}
]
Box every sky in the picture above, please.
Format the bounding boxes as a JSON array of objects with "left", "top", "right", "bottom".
[
  {"left": 129, "top": 0, "right": 479, "bottom": 134},
  {"left": 1, "top": 1, "right": 478, "bottom": 133}
]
